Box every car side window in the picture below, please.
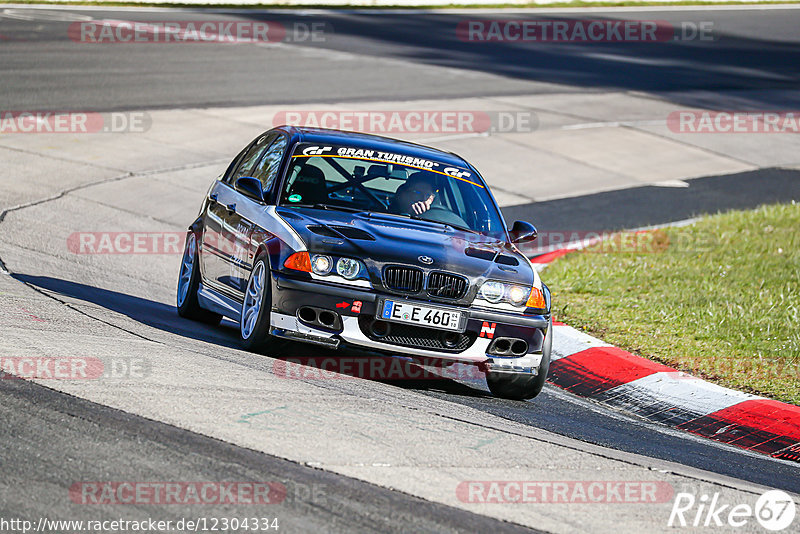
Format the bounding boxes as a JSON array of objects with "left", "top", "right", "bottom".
[
  {"left": 221, "top": 148, "right": 248, "bottom": 184},
  {"left": 229, "top": 133, "right": 277, "bottom": 184},
  {"left": 251, "top": 135, "right": 287, "bottom": 192}
]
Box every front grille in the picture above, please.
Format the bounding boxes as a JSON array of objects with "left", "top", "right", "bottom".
[
  {"left": 383, "top": 266, "right": 423, "bottom": 292},
  {"left": 359, "top": 317, "right": 475, "bottom": 353},
  {"left": 426, "top": 272, "right": 468, "bottom": 299}
]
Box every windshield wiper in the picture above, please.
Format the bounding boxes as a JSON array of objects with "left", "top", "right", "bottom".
[
  {"left": 413, "top": 216, "right": 481, "bottom": 235},
  {"left": 310, "top": 203, "right": 366, "bottom": 213},
  {"left": 369, "top": 211, "right": 412, "bottom": 220},
  {"left": 445, "top": 223, "right": 481, "bottom": 235}
]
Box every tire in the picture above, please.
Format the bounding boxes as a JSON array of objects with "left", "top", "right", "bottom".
[
  {"left": 177, "top": 231, "right": 222, "bottom": 325},
  {"left": 239, "top": 252, "right": 278, "bottom": 352},
  {"left": 486, "top": 317, "right": 552, "bottom": 400}
]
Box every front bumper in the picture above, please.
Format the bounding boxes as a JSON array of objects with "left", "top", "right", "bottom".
[{"left": 272, "top": 273, "right": 549, "bottom": 368}]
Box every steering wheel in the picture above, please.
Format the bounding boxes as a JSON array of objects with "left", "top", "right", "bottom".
[{"left": 415, "top": 206, "right": 469, "bottom": 228}]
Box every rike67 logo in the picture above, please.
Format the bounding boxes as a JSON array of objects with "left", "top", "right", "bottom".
[{"left": 669, "top": 490, "right": 796, "bottom": 531}]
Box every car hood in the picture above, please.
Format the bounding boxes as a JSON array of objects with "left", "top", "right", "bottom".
[{"left": 277, "top": 207, "right": 534, "bottom": 287}]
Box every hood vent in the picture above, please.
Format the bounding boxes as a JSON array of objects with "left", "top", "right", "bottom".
[
  {"left": 495, "top": 254, "right": 519, "bottom": 266},
  {"left": 330, "top": 225, "right": 376, "bottom": 241},
  {"left": 307, "top": 225, "right": 339, "bottom": 238},
  {"left": 465, "top": 247, "right": 520, "bottom": 267},
  {"left": 307, "top": 224, "right": 376, "bottom": 241},
  {"left": 465, "top": 247, "right": 495, "bottom": 261}
]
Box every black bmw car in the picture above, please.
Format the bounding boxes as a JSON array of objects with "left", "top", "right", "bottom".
[{"left": 177, "top": 126, "right": 552, "bottom": 399}]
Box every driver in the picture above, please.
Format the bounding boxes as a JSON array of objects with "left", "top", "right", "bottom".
[{"left": 393, "top": 172, "right": 437, "bottom": 216}]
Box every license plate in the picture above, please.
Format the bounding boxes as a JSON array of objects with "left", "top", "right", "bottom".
[{"left": 378, "top": 299, "right": 463, "bottom": 331}]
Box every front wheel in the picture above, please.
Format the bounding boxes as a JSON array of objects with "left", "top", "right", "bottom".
[
  {"left": 240, "top": 253, "right": 277, "bottom": 352},
  {"left": 177, "top": 231, "right": 222, "bottom": 325},
  {"left": 486, "top": 317, "right": 552, "bottom": 400}
]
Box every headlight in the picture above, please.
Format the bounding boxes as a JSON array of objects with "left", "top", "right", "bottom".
[
  {"left": 478, "top": 281, "right": 539, "bottom": 309},
  {"left": 479, "top": 281, "right": 504, "bottom": 303},
  {"left": 336, "top": 257, "right": 361, "bottom": 279},
  {"left": 508, "top": 285, "right": 529, "bottom": 306},
  {"left": 311, "top": 254, "right": 332, "bottom": 275}
]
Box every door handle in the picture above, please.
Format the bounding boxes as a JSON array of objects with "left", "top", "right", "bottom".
[
  {"left": 209, "top": 193, "right": 218, "bottom": 202},
  {"left": 226, "top": 203, "right": 236, "bottom": 214}
]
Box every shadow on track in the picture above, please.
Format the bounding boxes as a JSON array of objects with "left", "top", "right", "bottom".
[
  {"left": 13, "top": 274, "right": 242, "bottom": 349},
  {"left": 12, "top": 273, "right": 495, "bottom": 398}
]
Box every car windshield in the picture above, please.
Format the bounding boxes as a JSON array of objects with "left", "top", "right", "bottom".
[{"left": 279, "top": 143, "right": 507, "bottom": 239}]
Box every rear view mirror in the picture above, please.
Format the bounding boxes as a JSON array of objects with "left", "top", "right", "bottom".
[
  {"left": 510, "top": 220, "right": 538, "bottom": 244},
  {"left": 235, "top": 176, "right": 264, "bottom": 201}
]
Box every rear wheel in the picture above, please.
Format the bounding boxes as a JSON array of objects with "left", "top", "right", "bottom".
[
  {"left": 486, "top": 317, "right": 552, "bottom": 400},
  {"left": 240, "top": 253, "right": 278, "bottom": 352},
  {"left": 176, "top": 232, "right": 222, "bottom": 325}
]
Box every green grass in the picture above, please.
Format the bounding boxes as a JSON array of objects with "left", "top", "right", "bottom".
[
  {"left": 7, "top": 0, "right": 800, "bottom": 9},
  {"left": 545, "top": 202, "right": 800, "bottom": 405}
]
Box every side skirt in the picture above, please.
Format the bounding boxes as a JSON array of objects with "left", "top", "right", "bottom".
[{"left": 198, "top": 283, "right": 242, "bottom": 322}]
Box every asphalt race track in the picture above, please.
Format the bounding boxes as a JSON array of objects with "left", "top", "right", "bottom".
[
  {"left": 3, "top": 7, "right": 800, "bottom": 110},
  {"left": 1, "top": 4, "right": 800, "bottom": 533}
]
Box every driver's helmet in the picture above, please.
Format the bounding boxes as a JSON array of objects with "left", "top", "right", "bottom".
[{"left": 391, "top": 172, "right": 437, "bottom": 214}]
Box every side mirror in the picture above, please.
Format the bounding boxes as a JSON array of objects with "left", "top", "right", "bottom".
[
  {"left": 235, "top": 176, "right": 264, "bottom": 201},
  {"left": 510, "top": 221, "right": 538, "bottom": 244}
]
